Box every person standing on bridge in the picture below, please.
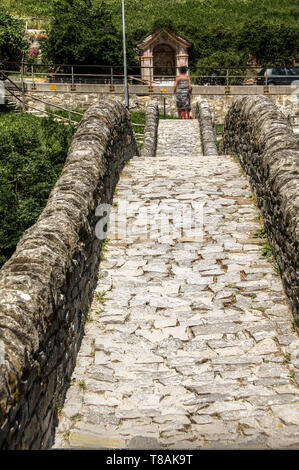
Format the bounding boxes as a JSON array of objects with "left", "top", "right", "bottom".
[{"left": 173, "top": 66, "right": 192, "bottom": 119}]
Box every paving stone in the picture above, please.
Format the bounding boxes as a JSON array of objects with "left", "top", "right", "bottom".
[
  {"left": 246, "top": 325, "right": 279, "bottom": 341},
  {"left": 192, "top": 422, "right": 228, "bottom": 435},
  {"left": 188, "top": 382, "right": 239, "bottom": 395},
  {"left": 192, "top": 323, "right": 244, "bottom": 336},
  {"left": 85, "top": 406, "right": 120, "bottom": 425},
  {"left": 154, "top": 318, "right": 177, "bottom": 329},
  {"left": 84, "top": 392, "right": 121, "bottom": 407},
  {"left": 212, "top": 357, "right": 263, "bottom": 365},
  {"left": 135, "top": 329, "right": 170, "bottom": 343},
  {"left": 163, "top": 326, "right": 190, "bottom": 340},
  {"left": 197, "top": 401, "right": 253, "bottom": 415},
  {"left": 94, "top": 351, "right": 110, "bottom": 365},
  {"left": 256, "top": 364, "right": 290, "bottom": 378},
  {"left": 213, "top": 346, "right": 248, "bottom": 357},
  {"left": 84, "top": 379, "right": 115, "bottom": 393},
  {"left": 128, "top": 436, "right": 161, "bottom": 449},
  {"left": 249, "top": 338, "right": 279, "bottom": 355},
  {"left": 69, "top": 431, "right": 126, "bottom": 449}
]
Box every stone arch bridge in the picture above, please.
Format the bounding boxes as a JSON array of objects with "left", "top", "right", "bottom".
[{"left": 0, "top": 95, "right": 298, "bottom": 450}]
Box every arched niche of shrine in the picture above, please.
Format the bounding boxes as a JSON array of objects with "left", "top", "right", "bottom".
[{"left": 153, "top": 43, "right": 176, "bottom": 78}]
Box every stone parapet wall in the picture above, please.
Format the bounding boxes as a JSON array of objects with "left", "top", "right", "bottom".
[
  {"left": 141, "top": 100, "right": 159, "bottom": 157},
  {"left": 5, "top": 82, "right": 299, "bottom": 124},
  {"left": 221, "top": 95, "right": 299, "bottom": 321},
  {"left": 195, "top": 98, "right": 218, "bottom": 155},
  {"left": 194, "top": 94, "right": 299, "bottom": 127},
  {"left": 0, "top": 97, "right": 138, "bottom": 449}
]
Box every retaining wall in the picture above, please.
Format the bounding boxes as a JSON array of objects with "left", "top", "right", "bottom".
[
  {"left": 6, "top": 82, "right": 299, "bottom": 123},
  {"left": 0, "top": 97, "right": 138, "bottom": 449},
  {"left": 221, "top": 95, "right": 299, "bottom": 321}
]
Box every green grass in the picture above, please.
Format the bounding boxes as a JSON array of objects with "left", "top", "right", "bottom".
[
  {"left": 253, "top": 225, "right": 281, "bottom": 276},
  {"left": 98, "top": 236, "right": 110, "bottom": 262},
  {"left": 283, "top": 353, "right": 291, "bottom": 364},
  {"left": 217, "top": 124, "right": 223, "bottom": 135},
  {"left": 130, "top": 109, "right": 175, "bottom": 149},
  {"left": 130, "top": 110, "right": 145, "bottom": 149},
  {"left": 85, "top": 307, "right": 93, "bottom": 323},
  {"left": 254, "top": 226, "right": 272, "bottom": 262},
  {"left": 46, "top": 107, "right": 85, "bottom": 124},
  {"left": 225, "top": 283, "right": 241, "bottom": 290},
  {"left": 159, "top": 113, "right": 177, "bottom": 120},
  {"left": 95, "top": 290, "right": 107, "bottom": 304},
  {"left": 253, "top": 227, "right": 267, "bottom": 239},
  {"left": 78, "top": 380, "right": 87, "bottom": 391}
]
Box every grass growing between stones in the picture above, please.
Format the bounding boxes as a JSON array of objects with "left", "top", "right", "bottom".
[
  {"left": 95, "top": 290, "right": 107, "bottom": 304},
  {"left": 226, "top": 283, "right": 241, "bottom": 291},
  {"left": 130, "top": 110, "right": 145, "bottom": 150},
  {"left": 78, "top": 380, "right": 87, "bottom": 391},
  {"left": 253, "top": 226, "right": 281, "bottom": 276},
  {"left": 283, "top": 353, "right": 292, "bottom": 364},
  {"left": 230, "top": 152, "right": 282, "bottom": 278},
  {"left": 85, "top": 307, "right": 93, "bottom": 323},
  {"left": 216, "top": 124, "right": 223, "bottom": 152},
  {"left": 99, "top": 236, "right": 110, "bottom": 261}
]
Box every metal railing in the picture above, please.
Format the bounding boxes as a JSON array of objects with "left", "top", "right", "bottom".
[
  {"left": 1, "top": 68, "right": 147, "bottom": 145},
  {"left": 0, "top": 61, "right": 275, "bottom": 87},
  {"left": 1, "top": 69, "right": 83, "bottom": 124},
  {"left": 2, "top": 62, "right": 298, "bottom": 123}
]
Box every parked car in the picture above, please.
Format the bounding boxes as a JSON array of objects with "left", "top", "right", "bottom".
[{"left": 256, "top": 67, "right": 299, "bottom": 85}]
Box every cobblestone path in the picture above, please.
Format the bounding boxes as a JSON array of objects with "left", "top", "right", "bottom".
[{"left": 53, "top": 120, "right": 299, "bottom": 450}]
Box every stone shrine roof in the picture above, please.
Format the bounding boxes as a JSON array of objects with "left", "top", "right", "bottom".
[{"left": 137, "top": 30, "right": 192, "bottom": 51}]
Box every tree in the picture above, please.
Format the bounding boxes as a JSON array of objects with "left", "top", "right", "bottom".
[
  {"left": 41, "top": 0, "right": 134, "bottom": 69},
  {"left": 0, "top": 112, "right": 75, "bottom": 267},
  {"left": 0, "top": 13, "right": 29, "bottom": 62},
  {"left": 238, "top": 20, "right": 299, "bottom": 66}
]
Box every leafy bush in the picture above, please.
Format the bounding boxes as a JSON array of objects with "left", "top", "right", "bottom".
[
  {"left": 0, "top": 13, "right": 29, "bottom": 63},
  {"left": 0, "top": 112, "right": 75, "bottom": 267}
]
